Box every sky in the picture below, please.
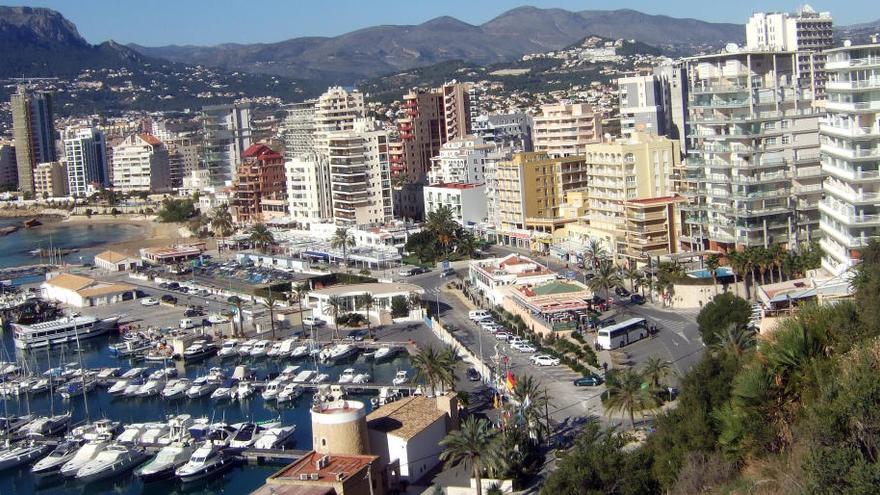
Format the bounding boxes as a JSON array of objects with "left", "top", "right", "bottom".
[{"left": 13, "top": 0, "right": 873, "bottom": 46}]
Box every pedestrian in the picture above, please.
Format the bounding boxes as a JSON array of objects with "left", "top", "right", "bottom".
[{"left": 602, "top": 362, "right": 608, "bottom": 374}]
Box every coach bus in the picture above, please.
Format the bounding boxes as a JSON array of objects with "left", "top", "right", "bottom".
[{"left": 596, "top": 317, "right": 648, "bottom": 350}]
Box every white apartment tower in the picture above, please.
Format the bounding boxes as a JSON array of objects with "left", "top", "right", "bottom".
[
  {"left": 427, "top": 135, "right": 496, "bottom": 185},
  {"left": 200, "top": 103, "right": 252, "bottom": 187},
  {"left": 111, "top": 134, "right": 171, "bottom": 193},
  {"left": 680, "top": 49, "right": 823, "bottom": 251},
  {"left": 818, "top": 42, "right": 880, "bottom": 274},
  {"left": 286, "top": 153, "right": 331, "bottom": 227},
  {"left": 63, "top": 127, "right": 107, "bottom": 197},
  {"left": 327, "top": 120, "right": 393, "bottom": 226}
]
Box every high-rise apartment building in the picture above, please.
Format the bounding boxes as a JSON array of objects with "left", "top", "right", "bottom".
[
  {"left": 654, "top": 64, "right": 689, "bottom": 153},
  {"left": 283, "top": 101, "right": 317, "bottom": 157},
  {"left": 164, "top": 135, "right": 200, "bottom": 190},
  {"left": 111, "top": 134, "right": 171, "bottom": 193},
  {"left": 532, "top": 103, "right": 602, "bottom": 157},
  {"left": 11, "top": 85, "right": 56, "bottom": 195},
  {"left": 746, "top": 6, "right": 833, "bottom": 94},
  {"left": 471, "top": 112, "right": 534, "bottom": 151},
  {"left": 680, "top": 49, "right": 823, "bottom": 252},
  {"left": 232, "top": 144, "right": 286, "bottom": 224},
  {"left": 0, "top": 142, "right": 16, "bottom": 190},
  {"left": 327, "top": 120, "right": 393, "bottom": 226},
  {"left": 818, "top": 42, "right": 880, "bottom": 274},
  {"left": 63, "top": 127, "right": 107, "bottom": 197},
  {"left": 201, "top": 103, "right": 252, "bottom": 187},
  {"left": 618, "top": 75, "right": 666, "bottom": 138},
  {"left": 33, "top": 161, "right": 68, "bottom": 198},
  {"left": 286, "top": 154, "right": 330, "bottom": 228},
  {"left": 428, "top": 135, "right": 496, "bottom": 185},
  {"left": 441, "top": 82, "right": 471, "bottom": 142}
]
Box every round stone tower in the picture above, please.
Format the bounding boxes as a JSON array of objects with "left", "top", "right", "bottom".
[{"left": 311, "top": 399, "right": 369, "bottom": 455}]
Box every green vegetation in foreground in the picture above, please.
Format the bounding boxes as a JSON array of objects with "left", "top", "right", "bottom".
[{"left": 542, "top": 239, "right": 880, "bottom": 494}]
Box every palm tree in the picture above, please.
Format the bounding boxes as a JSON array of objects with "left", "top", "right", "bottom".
[
  {"left": 227, "top": 295, "right": 244, "bottom": 337},
  {"left": 583, "top": 238, "right": 607, "bottom": 271},
  {"left": 439, "top": 416, "right": 497, "bottom": 495},
  {"left": 426, "top": 205, "right": 458, "bottom": 261},
  {"left": 622, "top": 265, "right": 640, "bottom": 293},
  {"left": 412, "top": 346, "right": 456, "bottom": 396},
  {"left": 511, "top": 375, "right": 550, "bottom": 443},
  {"left": 323, "top": 295, "right": 344, "bottom": 340},
  {"left": 407, "top": 292, "right": 422, "bottom": 315},
  {"left": 261, "top": 290, "right": 280, "bottom": 340},
  {"left": 356, "top": 293, "right": 376, "bottom": 340},
  {"left": 291, "top": 283, "right": 310, "bottom": 337},
  {"left": 711, "top": 323, "right": 756, "bottom": 361},
  {"left": 330, "top": 227, "right": 355, "bottom": 271},
  {"left": 641, "top": 356, "right": 671, "bottom": 389},
  {"left": 728, "top": 250, "right": 745, "bottom": 299},
  {"left": 210, "top": 204, "right": 234, "bottom": 251},
  {"left": 249, "top": 223, "right": 274, "bottom": 253},
  {"left": 588, "top": 259, "right": 622, "bottom": 302},
  {"left": 604, "top": 368, "right": 657, "bottom": 429},
  {"left": 633, "top": 272, "right": 646, "bottom": 297},
  {"left": 705, "top": 254, "right": 721, "bottom": 295},
  {"left": 768, "top": 243, "right": 784, "bottom": 283}
]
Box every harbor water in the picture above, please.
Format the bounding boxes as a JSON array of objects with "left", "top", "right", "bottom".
[{"left": 0, "top": 328, "right": 413, "bottom": 495}]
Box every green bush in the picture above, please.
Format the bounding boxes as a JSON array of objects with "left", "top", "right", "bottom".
[
  {"left": 696, "top": 292, "right": 752, "bottom": 346},
  {"left": 390, "top": 296, "right": 409, "bottom": 318}
]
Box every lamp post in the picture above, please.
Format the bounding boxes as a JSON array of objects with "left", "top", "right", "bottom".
[{"left": 641, "top": 250, "right": 654, "bottom": 304}]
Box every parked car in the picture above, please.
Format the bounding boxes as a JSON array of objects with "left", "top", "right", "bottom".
[
  {"left": 160, "top": 294, "right": 177, "bottom": 305},
  {"left": 302, "top": 317, "right": 325, "bottom": 327},
  {"left": 466, "top": 368, "right": 481, "bottom": 382},
  {"left": 517, "top": 344, "right": 537, "bottom": 353},
  {"left": 573, "top": 374, "right": 604, "bottom": 387},
  {"left": 615, "top": 287, "right": 630, "bottom": 297},
  {"left": 630, "top": 294, "right": 646, "bottom": 305},
  {"left": 140, "top": 297, "right": 159, "bottom": 306},
  {"left": 167, "top": 282, "right": 180, "bottom": 290},
  {"left": 468, "top": 310, "right": 491, "bottom": 320},
  {"left": 439, "top": 268, "right": 456, "bottom": 278},
  {"left": 530, "top": 355, "right": 561, "bottom": 366},
  {"left": 344, "top": 330, "right": 367, "bottom": 342},
  {"left": 495, "top": 332, "right": 513, "bottom": 341}
]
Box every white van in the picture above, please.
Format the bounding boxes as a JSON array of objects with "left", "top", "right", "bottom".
[
  {"left": 468, "top": 310, "right": 490, "bottom": 321},
  {"left": 179, "top": 318, "right": 196, "bottom": 329}
]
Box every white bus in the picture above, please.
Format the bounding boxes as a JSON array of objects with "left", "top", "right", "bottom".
[{"left": 597, "top": 318, "right": 648, "bottom": 350}]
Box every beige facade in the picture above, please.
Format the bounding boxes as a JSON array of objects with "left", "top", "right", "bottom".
[
  {"left": 327, "top": 121, "right": 393, "bottom": 226},
  {"left": 33, "top": 161, "right": 68, "bottom": 198},
  {"left": 533, "top": 103, "right": 602, "bottom": 157},
  {"left": 111, "top": 134, "right": 171, "bottom": 193}
]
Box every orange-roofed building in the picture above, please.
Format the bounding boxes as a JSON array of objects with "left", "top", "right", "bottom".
[
  {"left": 110, "top": 133, "right": 171, "bottom": 193},
  {"left": 233, "top": 143, "right": 287, "bottom": 224},
  {"left": 252, "top": 451, "right": 384, "bottom": 495},
  {"left": 469, "top": 253, "right": 557, "bottom": 305}
]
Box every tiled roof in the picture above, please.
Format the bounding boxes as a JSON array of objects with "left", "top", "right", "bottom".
[
  {"left": 366, "top": 396, "right": 446, "bottom": 440},
  {"left": 271, "top": 450, "right": 377, "bottom": 484},
  {"left": 94, "top": 250, "right": 134, "bottom": 264},
  {"left": 138, "top": 134, "right": 162, "bottom": 146},
  {"left": 243, "top": 143, "right": 283, "bottom": 161},
  {"left": 45, "top": 273, "right": 94, "bottom": 291}
]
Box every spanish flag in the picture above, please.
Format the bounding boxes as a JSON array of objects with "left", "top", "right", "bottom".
[{"left": 505, "top": 371, "right": 516, "bottom": 392}]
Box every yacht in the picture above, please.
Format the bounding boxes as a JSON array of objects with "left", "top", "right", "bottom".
[
  {"left": 175, "top": 441, "right": 236, "bottom": 483},
  {"left": 149, "top": 367, "right": 177, "bottom": 380},
  {"left": 74, "top": 443, "right": 147, "bottom": 483},
  {"left": 217, "top": 339, "right": 239, "bottom": 358},
  {"left": 109, "top": 339, "right": 152, "bottom": 358},
  {"left": 0, "top": 440, "right": 51, "bottom": 471},
  {"left": 159, "top": 414, "right": 194, "bottom": 445},
  {"left": 252, "top": 425, "right": 296, "bottom": 450},
  {"left": 310, "top": 373, "right": 330, "bottom": 384},
  {"left": 352, "top": 373, "right": 371, "bottom": 385},
  {"left": 319, "top": 343, "right": 357, "bottom": 363},
  {"left": 237, "top": 339, "right": 257, "bottom": 356},
  {"left": 261, "top": 378, "right": 287, "bottom": 401},
  {"left": 279, "top": 365, "right": 301, "bottom": 381},
  {"left": 140, "top": 423, "right": 171, "bottom": 445},
  {"left": 249, "top": 340, "right": 270, "bottom": 358},
  {"left": 60, "top": 440, "right": 109, "bottom": 477},
  {"left": 185, "top": 374, "right": 221, "bottom": 399},
  {"left": 143, "top": 346, "right": 174, "bottom": 363},
  {"left": 28, "top": 377, "right": 53, "bottom": 394},
  {"left": 210, "top": 380, "right": 238, "bottom": 401},
  {"left": 136, "top": 379, "right": 165, "bottom": 397},
  {"left": 338, "top": 368, "right": 356, "bottom": 384},
  {"left": 392, "top": 370, "right": 409, "bottom": 386},
  {"left": 276, "top": 383, "right": 303, "bottom": 404},
  {"left": 135, "top": 442, "right": 194, "bottom": 482},
  {"left": 162, "top": 379, "right": 191, "bottom": 400},
  {"left": 116, "top": 424, "right": 148, "bottom": 444},
  {"left": 291, "top": 370, "right": 316, "bottom": 383},
  {"left": 59, "top": 379, "right": 96, "bottom": 399},
  {"left": 182, "top": 341, "right": 218, "bottom": 362},
  {"left": 0, "top": 414, "right": 34, "bottom": 435},
  {"left": 227, "top": 422, "right": 259, "bottom": 449},
  {"left": 267, "top": 338, "right": 297, "bottom": 358},
  {"left": 119, "top": 367, "right": 147, "bottom": 380},
  {"left": 95, "top": 368, "right": 121, "bottom": 384},
  {"left": 233, "top": 381, "right": 254, "bottom": 400},
  {"left": 374, "top": 346, "right": 399, "bottom": 362},
  {"left": 12, "top": 314, "right": 120, "bottom": 350},
  {"left": 72, "top": 419, "right": 121, "bottom": 442},
  {"left": 290, "top": 345, "right": 309, "bottom": 359},
  {"left": 108, "top": 379, "right": 133, "bottom": 396},
  {"left": 122, "top": 378, "right": 146, "bottom": 397},
  {"left": 24, "top": 413, "right": 71, "bottom": 438},
  {"left": 32, "top": 439, "right": 84, "bottom": 474}
]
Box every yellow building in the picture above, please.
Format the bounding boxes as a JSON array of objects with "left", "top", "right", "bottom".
[
  {"left": 492, "top": 152, "right": 588, "bottom": 248},
  {"left": 556, "top": 133, "right": 681, "bottom": 260}
]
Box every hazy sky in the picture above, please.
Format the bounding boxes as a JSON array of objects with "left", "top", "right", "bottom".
[{"left": 13, "top": 0, "right": 873, "bottom": 46}]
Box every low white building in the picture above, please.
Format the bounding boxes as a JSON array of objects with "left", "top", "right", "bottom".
[
  {"left": 94, "top": 250, "right": 142, "bottom": 272},
  {"left": 41, "top": 273, "right": 138, "bottom": 307},
  {"left": 307, "top": 282, "right": 424, "bottom": 325},
  {"left": 423, "top": 183, "right": 487, "bottom": 226},
  {"left": 469, "top": 253, "right": 558, "bottom": 306}
]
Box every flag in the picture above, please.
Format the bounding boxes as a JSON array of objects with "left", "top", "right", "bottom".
[
  {"left": 493, "top": 393, "right": 501, "bottom": 409},
  {"left": 522, "top": 394, "right": 531, "bottom": 410},
  {"left": 505, "top": 371, "right": 516, "bottom": 392}
]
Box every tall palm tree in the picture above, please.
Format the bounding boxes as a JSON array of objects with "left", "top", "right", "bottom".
[
  {"left": 210, "top": 204, "right": 234, "bottom": 252},
  {"left": 412, "top": 346, "right": 456, "bottom": 396},
  {"left": 426, "top": 205, "right": 458, "bottom": 261},
  {"left": 227, "top": 295, "right": 244, "bottom": 337},
  {"left": 588, "top": 259, "right": 622, "bottom": 302},
  {"left": 511, "top": 375, "right": 550, "bottom": 443},
  {"left": 249, "top": 223, "right": 274, "bottom": 253},
  {"left": 756, "top": 247, "right": 771, "bottom": 286},
  {"left": 705, "top": 253, "right": 721, "bottom": 295},
  {"left": 728, "top": 250, "right": 745, "bottom": 299},
  {"left": 261, "top": 290, "right": 280, "bottom": 340},
  {"left": 291, "top": 283, "right": 310, "bottom": 337},
  {"left": 439, "top": 416, "right": 497, "bottom": 495},
  {"left": 330, "top": 227, "right": 355, "bottom": 271},
  {"left": 583, "top": 239, "right": 607, "bottom": 271},
  {"left": 356, "top": 292, "right": 376, "bottom": 340},
  {"left": 641, "top": 356, "right": 671, "bottom": 389},
  {"left": 768, "top": 243, "right": 784, "bottom": 283},
  {"left": 622, "top": 265, "right": 641, "bottom": 293},
  {"left": 323, "top": 295, "right": 344, "bottom": 340},
  {"left": 711, "top": 323, "right": 756, "bottom": 362},
  {"left": 604, "top": 368, "right": 657, "bottom": 429}
]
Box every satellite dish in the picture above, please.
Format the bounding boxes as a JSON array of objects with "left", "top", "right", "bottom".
[
  {"left": 844, "top": 39, "right": 852, "bottom": 47},
  {"left": 725, "top": 43, "right": 740, "bottom": 53}
]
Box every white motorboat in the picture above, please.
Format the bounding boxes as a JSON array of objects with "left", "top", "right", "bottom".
[
  {"left": 161, "top": 378, "right": 191, "bottom": 400},
  {"left": 136, "top": 379, "right": 165, "bottom": 397},
  {"left": 290, "top": 345, "right": 309, "bottom": 359},
  {"left": 249, "top": 340, "right": 270, "bottom": 358},
  {"left": 122, "top": 378, "right": 146, "bottom": 397},
  {"left": 227, "top": 422, "right": 259, "bottom": 449},
  {"left": 139, "top": 423, "right": 170, "bottom": 445},
  {"left": 252, "top": 425, "right": 296, "bottom": 450},
  {"left": 110, "top": 339, "right": 152, "bottom": 357},
  {"left": 311, "top": 373, "right": 330, "bottom": 384},
  {"left": 217, "top": 339, "right": 239, "bottom": 358},
  {"left": 13, "top": 314, "right": 119, "bottom": 350},
  {"left": 233, "top": 382, "right": 254, "bottom": 400},
  {"left": 268, "top": 338, "right": 297, "bottom": 358},
  {"left": 237, "top": 339, "right": 257, "bottom": 356},
  {"left": 32, "top": 439, "right": 84, "bottom": 474},
  {"left": 210, "top": 380, "right": 237, "bottom": 401},
  {"left": 182, "top": 341, "right": 218, "bottom": 362},
  {"left": 185, "top": 374, "right": 220, "bottom": 399},
  {"left": 279, "top": 365, "right": 301, "bottom": 380},
  {"left": 291, "top": 370, "right": 316, "bottom": 383},
  {"left": 120, "top": 367, "right": 147, "bottom": 380},
  {"left": 95, "top": 367, "right": 121, "bottom": 383},
  {"left": 136, "top": 442, "right": 194, "bottom": 482},
  {"left": 70, "top": 419, "right": 121, "bottom": 442},
  {"left": 175, "top": 441, "right": 235, "bottom": 483},
  {"left": 28, "top": 378, "right": 53, "bottom": 394},
  {"left": 159, "top": 414, "right": 194, "bottom": 445},
  {"left": 392, "top": 370, "right": 409, "bottom": 386},
  {"left": 261, "top": 379, "right": 286, "bottom": 401},
  {"left": 24, "top": 413, "right": 71, "bottom": 438},
  {"left": 319, "top": 343, "right": 358, "bottom": 363},
  {"left": 276, "top": 383, "right": 303, "bottom": 404},
  {"left": 116, "top": 424, "right": 148, "bottom": 444},
  {"left": 338, "top": 368, "right": 356, "bottom": 384},
  {"left": 148, "top": 367, "right": 177, "bottom": 380},
  {"left": 60, "top": 440, "right": 109, "bottom": 477},
  {"left": 0, "top": 440, "right": 51, "bottom": 471},
  {"left": 374, "top": 346, "right": 399, "bottom": 362},
  {"left": 0, "top": 414, "right": 34, "bottom": 434},
  {"left": 107, "top": 379, "right": 131, "bottom": 396},
  {"left": 74, "top": 443, "right": 147, "bottom": 483},
  {"left": 352, "top": 373, "right": 371, "bottom": 384}
]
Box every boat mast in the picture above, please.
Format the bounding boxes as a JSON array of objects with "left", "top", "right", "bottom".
[
  {"left": 46, "top": 345, "right": 54, "bottom": 416},
  {"left": 73, "top": 320, "right": 90, "bottom": 422}
]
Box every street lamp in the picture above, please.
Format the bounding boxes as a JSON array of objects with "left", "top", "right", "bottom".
[{"left": 641, "top": 250, "right": 654, "bottom": 304}]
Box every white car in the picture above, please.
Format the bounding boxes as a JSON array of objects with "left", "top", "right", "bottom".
[
  {"left": 530, "top": 355, "right": 560, "bottom": 366},
  {"left": 302, "top": 317, "right": 325, "bottom": 327},
  {"left": 516, "top": 344, "right": 537, "bottom": 353},
  {"left": 140, "top": 297, "right": 159, "bottom": 306},
  {"left": 179, "top": 318, "right": 196, "bottom": 330},
  {"left": 495, "top": 332, "right": 512, "bottom": 341},
  {"left": 207, "top": 314, "right": 228, "bottom": 324}
]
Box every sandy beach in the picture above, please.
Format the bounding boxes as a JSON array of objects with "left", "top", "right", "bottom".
[{"left": 61, "top": 214, "right": 213, "bottom": 255}]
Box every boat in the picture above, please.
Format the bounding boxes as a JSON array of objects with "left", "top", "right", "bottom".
[
  {"left": 108, "top": 379, "right": 132, "bottom": 396},
  {"left": 0, "top": 440, "right": 51, "bottom": 471},
  {"left": 28, "top": 378, "right": 54, "bottom": 394},
  {"left": 12, "top": 314, "right": 120, "bottom": 350},
  {"left": 59, "top": 379, "right": 96, "bottom": 399},
  {"left": 135, "top": 442, "right": 194, "bottom": 482},
  {"left": 122, "top": 377, "right": 146, "bottom": 397},
  {"left": 276, "top": 383, "right": 303, "bottom": 404},
  {"left": 290, "top": 345, "right": 309, "bottom": 359},
  {"left": 119, "top": 367, "right": 147, "bottom": 380},
  {"left": 186, "top": 375, "right": 221, "bottom": 399},
  {"left": 182, "top": 341, "right": 218, "bottom": 362},
  {"left": 32, "top": 438, "right": 84, "bottom": 474},
  {"left": 210, "top": 380, "right": 238, "bottom": 401},
  {"left": 252, "top": 425, "right": 296, "bottom": 449},
  {"left": 60, "top": 440, "right": 109, "bottom": 477},
  {"left": 352, "top": 373, "right": 371, "bottom": 384},
  {"left": 95, "top": 367, "right": 121, "bottom": 383},
  {"left": 279, "top": 365, "right": 301, "bottom": 380},
  {"left": 291, "top": 370, "right": 316, "bottom": 383},
  {"left": 139, "top": 423, "right": 170, "bottom": 444},
  {"left": 109, "top": 339, "right": 152, "bottom": 358},
  {"left": 117, "top": 424, "right": 148, "bottom": 444},
  {"left": 228, "top": 422, "right": 260, "bottom": 449},
  {"left": 249, "top": 340, "right": 270, "bottom": 358},
  {"left": 160, "top": 414, "right": 194, "bottom": 445},
  {"left": 136, "top": 379, "right": 165, "bottom": 397},
  {"left": 338, "top": 368, "right": 356, "bottom": 384},
  {"left": 267, "top": 338, "right": 297, "bottom": 358},
  {"left": 71, "top": 419, "right": 121, "bottom": 442},
  {"left": 187, "top": 421, "right": 236, "bottom": 446},
  {"left": 143, "top": 346, "right": 174, "bottom": 363},
  {"left": 233, "top": 381, "right": 254, "bottom": 400},
  {"left": 149, "top": 367, "right": 177, "bottom": 380},
  {"left": 24, "top": 413, "right": 71, "bottom": 438},
  {"left": 319, "top": 343, "right": 358, "bottom": 363},
  {"left": 237, "top": 339, "right": 257, "bottom": 356},
  {"left": 310, "top": 373, "right": 330, "bottom": 384},
  {"left": 261, "top": 379, "right": 286, "bottom": 401},
  {"left": 74, "top": 443, "right": 147, "bottom": 483},
  {"left": 0, "top": 414, "right": 34, "bottom": 435},
  {"left": 217, "top": 339, "right": 239, "bottom": 358},
  {"left": 175, "top": 441, "right": 236, "bottom": 483},
  {"left": 162, "top": 379, "right": 191, "bottom": 400},
  {"left": 392, "top": 370, "right": 409, "bottom": 386},
  {"left": 374, "top": 346, "right": 399, "bottom": 362}
]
